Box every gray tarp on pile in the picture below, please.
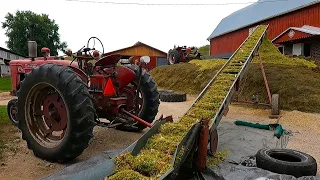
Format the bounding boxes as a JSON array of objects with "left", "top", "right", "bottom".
[{"left": 39, "top": 121, "right": 319, "bottom": 180}]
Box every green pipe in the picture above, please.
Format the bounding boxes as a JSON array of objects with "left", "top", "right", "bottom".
[{"left": 234, "top": 120, "right": 270, "bottom": 130}]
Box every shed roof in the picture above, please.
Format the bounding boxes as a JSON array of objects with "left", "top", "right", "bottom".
[
  {"left": 207, "top": 0, "right": 320, "bottom": 40},
  {"left": 0, "top": 46, "right": 27, "bottom": 58},
  {"left": 272, "top": 25, "right": 320, "bottom": 43}
]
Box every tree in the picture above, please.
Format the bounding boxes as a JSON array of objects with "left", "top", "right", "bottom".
[
  {"left": 2, "top": 10, "right": 67, "bottom": 57},
  {"left": 198, "top": 45, "right": 210, "bottom": 56}
]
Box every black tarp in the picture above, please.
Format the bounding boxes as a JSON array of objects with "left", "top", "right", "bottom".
[{"left": 39, "top": 121, "right": 319, "bottom": 180}]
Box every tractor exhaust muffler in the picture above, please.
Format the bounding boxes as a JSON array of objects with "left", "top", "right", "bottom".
[{"left": 28, "top": 41, "right": 37, "bottom": 60}]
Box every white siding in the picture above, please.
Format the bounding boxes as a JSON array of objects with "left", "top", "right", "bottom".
[
  {"left": 0, "top": 65, "right": 11, "bottom": 77},
  {"left": 0, "top": 48, "right": 25, "bottom": 60}
]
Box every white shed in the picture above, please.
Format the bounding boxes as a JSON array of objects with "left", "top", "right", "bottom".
[{"left": 0, "top": 47, "right": 26, "bottom": 77}]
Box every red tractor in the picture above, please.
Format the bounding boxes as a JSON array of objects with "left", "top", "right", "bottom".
[
  {"left": 6, "top": 37, "right": 160, "bottom": 162},
  {"left": 167, "top": 45, "right": 203, "bottom": 65}
]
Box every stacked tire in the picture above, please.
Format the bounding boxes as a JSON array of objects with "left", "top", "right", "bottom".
[{"left": 159, "top": 90, "right": 187, "bottom": 102}]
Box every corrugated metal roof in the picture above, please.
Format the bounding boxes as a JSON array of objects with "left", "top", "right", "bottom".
[
  {"left": 272, "top": 25, "right": 320, "bottom": 42},
  {"left": 207, "top": 0, "right": 320, "bottom": 40},
  {"left": 292, "top": 25, "right": 320, "bottom": 35}
]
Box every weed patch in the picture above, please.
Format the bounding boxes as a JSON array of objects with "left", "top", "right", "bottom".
[
  {"left": 0, "top": 105, "right": 9, "bottom": 161},
  {"left": 0, "top": 106, "right": 8, "bottom": 125},
  {"left": 0, "top": 77, "right": 11, "bottom": 92}
]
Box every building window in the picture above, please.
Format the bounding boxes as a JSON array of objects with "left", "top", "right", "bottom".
[{"left": 7, "top": 52, "right": 10, "bottom": 59}]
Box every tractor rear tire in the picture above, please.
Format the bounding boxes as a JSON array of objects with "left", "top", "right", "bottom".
[
  {"left": 17, "top": 64, "right": 95, "bottom": 162},
  {"left": 168, "top": 49, "right": 180, "bottom": 65},
  {"left": 123, "top": 65, "right": 160, "bottom": 131}
]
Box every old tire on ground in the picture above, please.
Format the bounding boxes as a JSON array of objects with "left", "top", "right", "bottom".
[
  {"left": 159, "top": 90, "right": 174, "bottom": 100},
  {"left": 168, "top": 49, "right": 180, "bottom": 65},
  {"left": 7, "top": 98, "right": 18, "bottom": 126},
  {"left": 256, "top": 148, "right": 317, "bottom": 177},
  {"left": 120, "top": 65, "right": 160, "bottom": 131},
  {"left": 159, "top": 90, "right": 174, "bottom": 94},
  {"left": 17, "top": 64, "right": 95, "bottom": 162},
  {"left": 160, "top": 92, "right": 187, "bottom": 102},
  {"left": 271, "top": 94, "right": 280, "bottom": 115}
]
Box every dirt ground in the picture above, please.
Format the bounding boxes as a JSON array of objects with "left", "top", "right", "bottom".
[
  {"left": 0, "top": 92, "right": 12, "bottom": 105},
  {"left": 0, "top": 94, "right": 319, "bottom": 179}
]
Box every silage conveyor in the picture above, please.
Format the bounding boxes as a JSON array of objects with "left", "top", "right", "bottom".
[
  {"left": 105, "top": 25, "right": 269, "bottom": 180},
  {"left": 43, "top": 25, "right": 269, "bottom": 180}
]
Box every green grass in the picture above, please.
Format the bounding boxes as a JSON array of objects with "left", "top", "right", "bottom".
[
  {"left": 0, "top": 106, "right": 9, "bottom": 125},
  {"left": 0, "top": 77, "right": 12, "bottom": 92},
  {"left": 0, "top": 105, "right": 9, "bottom": 161}
]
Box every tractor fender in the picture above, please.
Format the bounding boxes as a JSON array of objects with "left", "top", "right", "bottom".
[
  {"left": 68, "top": 66, "right": 89, "bottom": 84},
  {"left": 115, "top": 66, "right": 136, "bottom": 89}
]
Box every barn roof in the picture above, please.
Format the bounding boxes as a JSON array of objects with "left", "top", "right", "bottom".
[
  {"left": 104, "top": 41, "right": 167, "bottom": 57},
  {"left": 207, "top": 0, "right": 320, "bottom": 40}
]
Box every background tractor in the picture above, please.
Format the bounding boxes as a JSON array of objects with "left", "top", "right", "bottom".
[
  {"left": 6, "top": 37, "right": 160, "bottom": 162},
  {"left": 167, "top": 45, "right": 203, "bottom": 65}
]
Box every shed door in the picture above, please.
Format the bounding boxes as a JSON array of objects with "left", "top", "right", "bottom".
[{"left": 156, "top": 57, "right": 167, "bottom": 67}]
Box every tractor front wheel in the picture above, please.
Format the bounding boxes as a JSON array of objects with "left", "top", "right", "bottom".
[
  {"left": 17, "top": 64, "right": 95, "bottom": 162},
  {"left": 7, "top": 98, "right": 18, "bottom": 126}
]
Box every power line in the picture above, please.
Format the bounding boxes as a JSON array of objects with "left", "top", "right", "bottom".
[{"left": 65, "top": 0, "right": 291, "bottom": 6}]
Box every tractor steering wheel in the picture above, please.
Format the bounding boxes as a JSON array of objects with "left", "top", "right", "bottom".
[{"left": 87, "top": 37, "right": 105, "bottom": 59}]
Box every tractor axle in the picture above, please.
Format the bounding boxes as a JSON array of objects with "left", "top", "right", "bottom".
[{"left": 120, "top": 108, "right": 152, "bottom": 128}]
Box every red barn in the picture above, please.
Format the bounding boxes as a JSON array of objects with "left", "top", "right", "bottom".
[
  {"left": 207, "top": 0, "right": 320, "bottom": 59},
  {"left": 104, "top": 42, "right": 167, "bottom": 71}
]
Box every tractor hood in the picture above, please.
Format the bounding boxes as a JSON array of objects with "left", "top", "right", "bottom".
[{"left": 9, "top": 57, "right": 78, "bottom": 74}]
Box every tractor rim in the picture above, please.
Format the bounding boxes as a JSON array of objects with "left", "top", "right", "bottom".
[
  {"left": 25, "top": 83, "right": 69, "bottom": 148},
  {"left": 169, "top": 54, "right": 175, "bottom": 64},
  {"left": 120, "top": 82, "right": 144, "bottom": 117},
  {"left": 10, "top": 105, "right": 18, "bottom": 124}
]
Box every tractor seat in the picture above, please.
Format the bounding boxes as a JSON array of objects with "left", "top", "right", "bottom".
[{"left": 95, "top": 54, "right": 121, "bottom": 66}]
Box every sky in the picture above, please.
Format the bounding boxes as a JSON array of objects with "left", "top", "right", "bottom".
[{"left": 0, "top": 0, "right": 253, "bottom": 55}]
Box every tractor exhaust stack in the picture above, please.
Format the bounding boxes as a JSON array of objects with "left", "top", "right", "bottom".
[{"left": 28, "top": 41, "right": 37, "bottom": 61}]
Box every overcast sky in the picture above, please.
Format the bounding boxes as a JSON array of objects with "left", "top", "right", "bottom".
[{"left": 0, "top": 0, "right": 253, "bottom": 55}]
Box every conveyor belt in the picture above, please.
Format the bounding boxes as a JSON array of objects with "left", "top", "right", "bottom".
[{"left": 105, "top": 25, "right": 269, "bottom": 180}]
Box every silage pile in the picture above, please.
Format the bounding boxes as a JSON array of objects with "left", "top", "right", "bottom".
[
  {"left": 252, "top": 37, "right": 316, "bottom": 68},
  {"left": 105, "top": 25, "right": 268, "bottom": 180},
  {"left": 150, "top": 59, "right": 226, "bottom": 94}
]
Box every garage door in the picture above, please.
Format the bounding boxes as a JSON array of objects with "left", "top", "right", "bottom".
[{"left": 156, "top": 57, "right": 167, "bottom": 66}]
